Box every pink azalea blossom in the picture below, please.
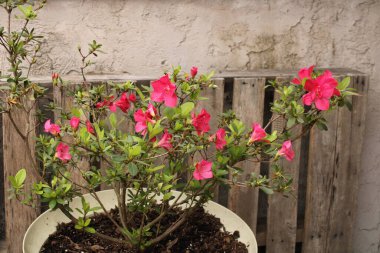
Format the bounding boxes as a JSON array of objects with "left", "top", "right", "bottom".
[
  {"left": 249, "top": 123, "right": 266, "bottom": 143},
  {"left": 193, "top": 160, "right": 213, "bottom": 180},
  {"left": 278, "top": 140, "right": 295, "bottom": 161},
  {"left": 133, "top": 104, "right": 158, "bottom": 135},
  {"left": 292, "top": 65, "right": 314, "bottom": 85},
  {"left": 115, "top": 93, "right": 131, "bottom": 113},
  {"left": 192, "top": 109, "right": 211, "bottom": 135},
  {"left": 302, "top": 70, "right": 338, "bottom": 111},
  {"left": 55, "top": 142, "right": 71, "bottom": 162},
  {"left": 129, "top": 93, "right": 136, "bottom": 103},
  {"left": 70, "top": 117, "right": 80, "bottom": 131},
  {"left": 157, "top": 130, "right": 173, "bottom": 150},
  {"left": 214, "top": 128, "right": 227, "bottom": 150},
  {"left": 191, "top": 67, "right": 198, "bottom": 78},
  {"left": 96, "top": 96, "right": 116, "bottom": 112},
  {"left": 151, "top": 74, "right": 177, "bottom": 107},
  {"left": 86, "top": 120, "right": 95, "bottom": 135},
  {"left": 44, "top": 119, "right": 61, "bottom": 136}
]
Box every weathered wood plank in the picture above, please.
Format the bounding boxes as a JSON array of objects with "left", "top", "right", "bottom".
[
  {"left": 266, "top": 78, "right": 300, "bottom": 253},
  {"left": 53, "top": 85, "right": 89, "bottom": 192},
  {"left": 302, "top": 107, "right": 339, "bottom": 253},
  {"left": 228, "top": 77, "right": 265, "bottom": 233},
  {"left": 327, "top": 79, "right": 354, "bottom": 252},
  {"left": 198, "top": 78, "right": 225, "bottom": 201},
  {"left": 3, "top": 108, "right": 39, "bottom": 253},
  {"left": 0, "top": 114, "right": 4, "bottom": 240},
  {"left": 302, "top": 75, "right": 367, "bottom": 253},
  {"left": 343, "top": 75, "right": 368, "bottom": 251},
  {"left": 198, "top": 79, "right": 225, "bottom": 131}
]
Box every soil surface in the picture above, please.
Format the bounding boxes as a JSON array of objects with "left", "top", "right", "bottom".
[{"left": 40, "top": 206, "right": 248, "bottom": 253}]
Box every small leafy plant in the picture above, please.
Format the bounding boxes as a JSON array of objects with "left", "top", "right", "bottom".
[{"left": 1, "top": 1, "right": 356, "bottom": 251}]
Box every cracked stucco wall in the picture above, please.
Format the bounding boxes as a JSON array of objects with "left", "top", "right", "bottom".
[{"left": 1, "top": 0, "right": 380, "bottom": 252}]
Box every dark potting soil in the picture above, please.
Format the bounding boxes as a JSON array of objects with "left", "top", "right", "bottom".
[{"left": 40, "top": 206, "right": 248, "bottom": 253}]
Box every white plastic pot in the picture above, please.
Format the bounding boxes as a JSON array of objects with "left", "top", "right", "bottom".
[{"left": 23, "top": 189, "right": 257, "bottom": 253}]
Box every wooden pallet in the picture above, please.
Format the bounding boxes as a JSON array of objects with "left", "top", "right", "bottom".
[{"left": 0, "top": 69, "right": 368, "bottom": 253}]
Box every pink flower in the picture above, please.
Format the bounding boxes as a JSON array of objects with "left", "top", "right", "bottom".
[
  {"left": 214, "top": 128, "right": 227, "bottom": 150},
  {"left": 129, "top": 93, "right": 136, "bottom": 103},
  {"left": 157, "top": 130, "right": 173, "bottom": 150},
  {"left": 70, "top": 117, "right": 80, "bottom": 131},
  {"left": 55, "top": 142, "right": 71, "bottom": 162},
  {"left": 133, "top": 104, "right": 158, "bottom": 135},
  {"left": 191, "top": 66, "right": 198, "bottom": 78},
  {"left": 192, "top": 109, "right": 211, "bottom": 135},
  {"left": 249, "top": 123, "right": 266, "bottom": 143},
  {"left": 193, "top": 160, "right": 213, "bottom": 180},
  {"left": 44, "top": 119, "right": 61, "bottom": 136},
  {"left": 278, "top": 140, "right": 295, "bottom": 161},
  {"left": 86, "top": 120, "right": 95, "bottom": 135},
  {"left": 115, "top": 93, "right": 131, "bottom": 113},
  {"left": 151, "top": 74, "right": 177, "bottom": 107},
  {"left": 96, "top": 96, "right": 116, "bottom": 112},
  {"left": 292, "top": 65, "right": 314, "bottom": 85},
  {"left": 302, "top": 70, "right": 338, "bottom": 111}
]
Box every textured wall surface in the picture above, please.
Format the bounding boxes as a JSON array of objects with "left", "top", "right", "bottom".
[{"left": 1, "top": 0, "right": 380, "bottom": 252}]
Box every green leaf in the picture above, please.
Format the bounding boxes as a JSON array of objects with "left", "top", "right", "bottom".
[
  {"left": 84, "top": 218, "right": 91, "bottom": 227},
  {"left": 286, "top": 117, "right": 296, "bottom": 128},
  {"left": 85, "top": 227, "right": 96, "bottom": 234},
  {"left": 109, "top": 113, "right": 117, "bottom": 128},
  {"left": 71, "top": 108, "right": 81, "bottom": 117},
  {"left": 259, "top": 186, "right": 274, "bottom": 195},
  {"left": 128, "top": 145, "right": 141, "bottom": 158},
  {"left": 89, "top": 206, "right": 102, "bottom": 212},
  {"left": 162, "top": 184, "right": 173, "bottom": 191},
  {"left": 343, "top": 91, "right": 359, "bottom": 96},
  {"left": 337, "top": 77, "right": 350, "bottom": 91},
  {"left": 215, "top": 169, "right": 228, "bottom": 177},
  {"left": 180, "top": 102, "right": 194, "bottom": 117},
  {"left": 128, "top": 163, "right": 138, "bottom": 176},
  {"left": 146, "top": 165, "right": 165, "bottom": 173},
  {"left": 48, "top": 199, "right": 57, "bottom": 209},
  {"left": 17, "top": 5, "right": 37, "bottom": 20},
  {"left": 135, "top": 87, "right": 145, "bottom": 101},
  {"left": 163, "top": 192, "right": 173, "bottom": 201},
  {"left": 265, "top": 131, "right": 277, "bottom": 142},
  {"left": 316, "top": 121, "right": 328, "bottom": 131},
  {"left": 15, "top": 169, "right": 26, "bottom": 187},
  {"left": 148, "top": 122, "right": 163, "bottom": 140},
  {"left": 228, "top": 119, "right": 245, "bottom": 135},
  {"left": 9, "top": 176, "right": 17, "bottom": 189},
  {"left": 163, "top": 107, "right": 176, "bottom": 120},
  {"left": 75, "top": 224, "right": 83, "bottom": 230}
]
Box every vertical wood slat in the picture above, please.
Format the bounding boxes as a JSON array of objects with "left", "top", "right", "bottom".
[
  {"left": 228, "top": 78, "right": 265, "bottom": 233},
  {"left": 344, "top": 75, "right": 368, "bottom": 251},
  {"left": 53, "top": 85, "right": 89, "bottom": 191},
  {"left": 198, "top": 78, "right": 225, "bottom": 201},
  {"left": 302, "top": 75, "right": 368, "bottom": 253},
  {"left": 0, "top": 114, "right": 4, "bottom": 240},
  {"left": 3, "top": 109, "right": 39, "bottom": 253},
  {"left": 302, "top": 104, "right": 339, "bottom": 253},
  {"left": 266, "top": 77, "right": 301, "bottom": 253}
]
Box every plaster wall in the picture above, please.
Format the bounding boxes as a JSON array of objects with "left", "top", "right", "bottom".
[{"left": 1, "top": 0, "right": 380, "bottom": 252}]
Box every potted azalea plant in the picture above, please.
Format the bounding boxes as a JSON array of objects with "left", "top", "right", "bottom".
[{"left": 1, "top": 1, "right": 356, "bottom": 253}]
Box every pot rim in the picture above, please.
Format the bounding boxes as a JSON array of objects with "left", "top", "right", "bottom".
[{"left": 23, "top": 189, "right": 257, "bottom": 252}]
